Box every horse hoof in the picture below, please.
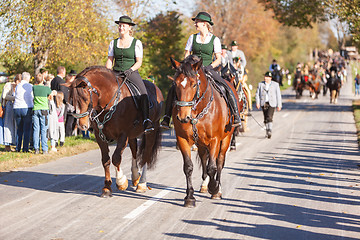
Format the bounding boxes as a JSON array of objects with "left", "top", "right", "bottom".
[
  {"left": 184, "top": 198, "right": 196, "bottom": 208},
  {"left": 101, "top": 189, "right": 112, "bottom": 198},
  {"left": 211, "top": 192, "right": 222, "bottom": 200},
  {"left": 199, "top": 186, "right": 208, "bottom": 193},
  {"left": 230, "top": 146, "right": 236, "bottom": 151},
  {"left": 117, "top": 179, "right": 128, "bottom": 191},
  {"left": 132, "top": 175, "right": 141, "bottom": 187},
  {"left": 136, "top": 183, "right": 147, "bottom": 193}
]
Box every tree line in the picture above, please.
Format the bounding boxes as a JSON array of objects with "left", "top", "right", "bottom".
[{"left": 1, "top": 0, "right": 358, "bottom": 94}]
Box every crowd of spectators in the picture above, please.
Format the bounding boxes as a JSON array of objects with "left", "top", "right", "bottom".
[{"left": 0, "top": 66, "right": 83, "bottom": 154}]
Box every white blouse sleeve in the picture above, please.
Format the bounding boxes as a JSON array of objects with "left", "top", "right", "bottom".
[
  {"left": 213, "top": 37, "right": 221, "bottom": 54},
  {"left": 108, "top": 39, "right": 115, "bottom": 57},
  {"left": 135, "top": 39, "right": 143, "bottom": 58},
  {"left": 185, "top": 35, "right": 194, "bottom": 52}
]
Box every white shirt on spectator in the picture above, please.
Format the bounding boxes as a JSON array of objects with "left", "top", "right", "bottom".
[{"left": 14, "top": 80, "right": 34, "bottom": 109}]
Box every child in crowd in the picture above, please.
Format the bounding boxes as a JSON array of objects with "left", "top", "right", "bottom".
[
  {"left": 55, "top": 92, "right": 66, "bottom": 147},
  {"left": 47, "top": 90, "right": 58, "bottom": 152}
]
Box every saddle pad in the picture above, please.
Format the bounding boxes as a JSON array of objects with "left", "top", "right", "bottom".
[{"left": 124, "top": 80, "right": 153, "bottom": 109}]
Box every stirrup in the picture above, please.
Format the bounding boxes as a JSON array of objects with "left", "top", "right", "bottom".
[
  {"left": 160, "top": 116, "right": 171, "bottom": 130},
  {"left": 143, "top": 119, "right": 154, "bottom": 133}
]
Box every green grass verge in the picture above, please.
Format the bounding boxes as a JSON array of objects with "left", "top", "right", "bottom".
[{"left": 0, "top": 134, "right": 99, "bottom": 173}]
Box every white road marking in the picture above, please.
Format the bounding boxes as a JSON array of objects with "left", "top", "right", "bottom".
[
  {"left": 123, "top": 187, "right": 175, "bottom": 219},
  {"left": 282, "top": 113, "right": 289, "bottom": 118}
]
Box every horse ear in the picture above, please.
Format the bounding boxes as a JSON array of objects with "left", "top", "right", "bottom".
[
  {"left": 230, "top": 76, "right": 236, "bottom": 85},
  {"left": 170, "top": 57, "right": 181, "bottom": 69},
  {"left": 192, "top": 58, "right": 203, "bottom": 71},
  {"left": 167, "top": 75, "right": 175, "bottom": 81}
]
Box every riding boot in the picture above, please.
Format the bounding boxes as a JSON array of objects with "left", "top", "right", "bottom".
[
  {"left": 140, "top": 95, "right": 154, "bottom": 134},
  {"left": 160, "top": 85, "right": 175, "bottom": 129},
  {"left": 227, "top": 90, "right": 241, "bottom": 127}
]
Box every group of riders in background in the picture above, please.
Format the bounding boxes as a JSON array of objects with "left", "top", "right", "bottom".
[{"left": 292, "top": 50, "right": 346, "bottom": 103}]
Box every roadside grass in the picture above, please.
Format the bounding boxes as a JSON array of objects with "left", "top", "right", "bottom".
[
  {"left": 353, "top": 99, "right": 360, "bottom": 148},
  {"left": 0, "top": 134, "right": 99, "bottom": 173}
]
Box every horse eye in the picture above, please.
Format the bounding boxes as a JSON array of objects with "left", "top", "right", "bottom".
[{"left": 192, "top": 83, "right": 197, "bottom": 88}]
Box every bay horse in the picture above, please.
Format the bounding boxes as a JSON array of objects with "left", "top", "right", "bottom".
[
  {"left": 65, "top": 66, "right": 163, "bottom": 197},
  {"left": 169, "top": 55, "right": 237, "bottom": 207},
  {"left": 327, "top": 71, "right": 342, "bottom": 104}
]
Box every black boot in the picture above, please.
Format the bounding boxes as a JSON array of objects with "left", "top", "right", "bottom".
[
  {"left": 227, "top": 90, "right": 241, "bottom": 127},
  {"left": 140, "top": 95, "right": 154, "bottom": 134},
  {"left": 160, "top": 85, "right": 175, "bottom": 130}
]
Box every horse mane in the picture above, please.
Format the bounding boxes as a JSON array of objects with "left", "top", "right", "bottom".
[
  {"left": 77, "top": 65, "right": 114, "bottom": 77},
  {"left": 70, "top": 66, "right": 116, "bottom": 110},
  {"left": 175, "top": 55, "right": 201, "bottom": 79}
]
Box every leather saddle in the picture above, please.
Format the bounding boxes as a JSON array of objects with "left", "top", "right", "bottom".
[{"left": 123, "top": 79, "right": 153, "bottom": 110}]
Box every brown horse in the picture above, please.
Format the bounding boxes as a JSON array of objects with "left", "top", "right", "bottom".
[
  {"left": 169, "top": 55, "right": 236, "bottom": 207},
  {"left": 65, "top": 66, "right": 163, "bottom": 197}
]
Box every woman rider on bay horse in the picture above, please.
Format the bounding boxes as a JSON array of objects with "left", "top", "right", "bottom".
[
  {"left": 160, "top": 12, "right": 241, "bottom": 129},
  {"left": 106, "top": 15, "right": 154, "bottom": 133}
]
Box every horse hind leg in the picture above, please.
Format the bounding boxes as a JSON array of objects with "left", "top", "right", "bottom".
[
  {"left": 136, "top": 164, "right": 148, "bottom": 193},
  {"left": 230, "top": 132, "right": 236, "bottom": 151}
]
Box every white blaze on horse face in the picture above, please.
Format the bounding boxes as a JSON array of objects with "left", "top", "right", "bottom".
[{"left": 181, "top": 77, "right": 188, "bottom": 88}]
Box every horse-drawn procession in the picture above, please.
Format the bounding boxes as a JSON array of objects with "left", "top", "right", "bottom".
[{"left": 293, "top": 51, "right": 346, "bottom": 103}]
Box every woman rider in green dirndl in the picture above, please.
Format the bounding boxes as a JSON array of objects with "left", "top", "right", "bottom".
[
  {"left": 161, "top": 12, "right": 241, "bottom": 129},
  {"left": 106, "top": 15, "right": 154, "bottom": 133}
]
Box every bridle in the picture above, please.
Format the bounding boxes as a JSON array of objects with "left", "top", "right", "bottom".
[
  {"left": 72, "top": 76, "right": 99, "bottom": 119},
  {"left": 173, "top": 69, "right": 214, "bottom": 144},
  {"left": 71, "top": 75, "right": 126, "bottom": 142}
]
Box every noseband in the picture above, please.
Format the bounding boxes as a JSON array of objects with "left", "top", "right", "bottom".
[{"left": 174, "top": 72, "right": 210, "bottom": 111}]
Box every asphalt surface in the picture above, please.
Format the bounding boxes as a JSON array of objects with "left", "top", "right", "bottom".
[{"left": 0, "top": 71, "right": 359, "bottom": 240}]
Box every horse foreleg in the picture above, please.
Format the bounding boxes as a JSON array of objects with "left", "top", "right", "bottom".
[
  {"left": 177, "top": 137, "right": 195, "bottom": 207},
  {"left": 95, "top": 134, "right": 112, "bottom": 198},
  {"left": 207, "top": 139, "right": 221, "bottom": 196},
  {"left": 129, "top": 138, "right": 141, "bottom": 187},
  {"left": 113, "top": 134, "right": 129, "bottom": 191},
  {"left": 198, "top": 146, "right": 209, "bottom": 193}
]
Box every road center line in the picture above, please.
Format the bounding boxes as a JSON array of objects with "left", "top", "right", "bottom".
[{"left": 123, "top": 187, "right": 175, "bottom": 219}]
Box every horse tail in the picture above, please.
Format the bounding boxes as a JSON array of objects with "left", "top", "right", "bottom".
[{"left": 137, "top": 126, "right": 162, "bottom": 169}]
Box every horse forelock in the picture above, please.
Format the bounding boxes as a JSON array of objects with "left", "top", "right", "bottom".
[{"left": 175, "top": 55, "right": 202, "bottom": 79}]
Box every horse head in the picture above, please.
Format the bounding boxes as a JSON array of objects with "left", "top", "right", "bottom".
[
  {"left": 65, "top": 76, "right": 96, "bottom": 131},
  {"left": 170, "top": 55, "right": 205, "bottom": 123}
]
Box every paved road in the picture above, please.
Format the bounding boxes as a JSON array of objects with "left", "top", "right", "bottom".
[{"left": 1, "top": 72, "right": 359, "bottom": 240}]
